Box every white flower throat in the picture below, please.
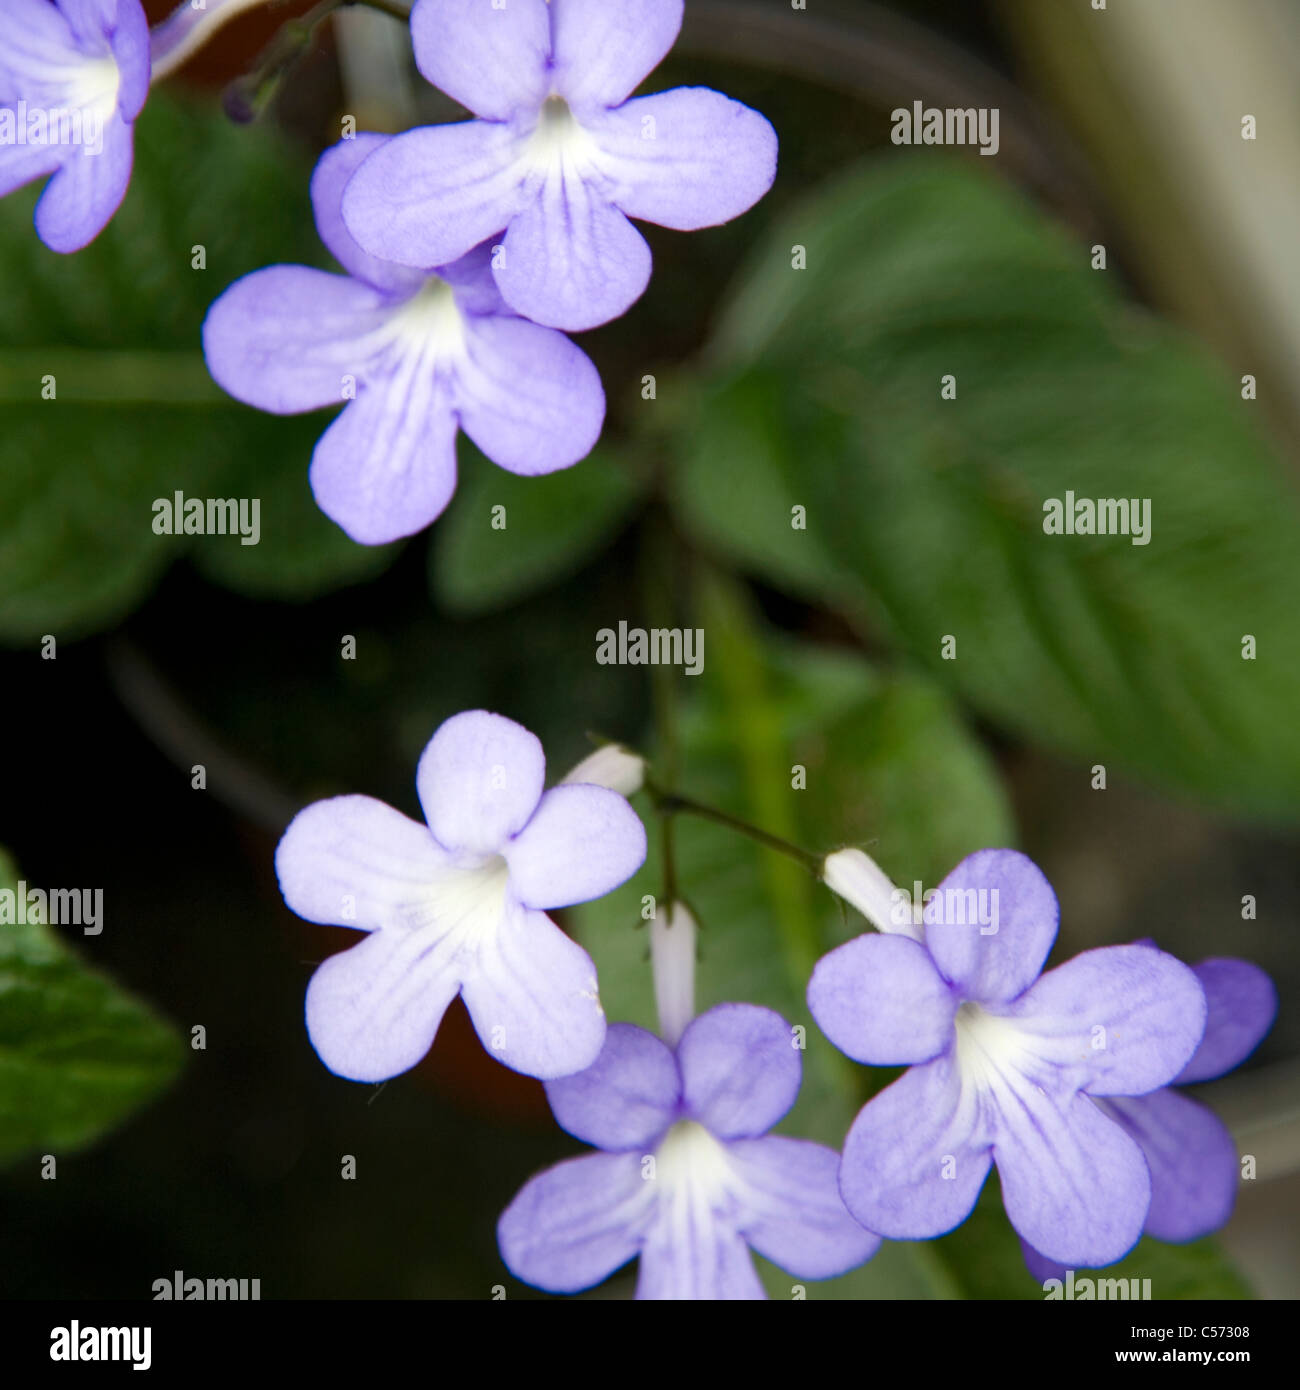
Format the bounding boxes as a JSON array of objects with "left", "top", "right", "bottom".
[{"left": 953, "top": 1000, "right": 1033, "bottom": 1090}]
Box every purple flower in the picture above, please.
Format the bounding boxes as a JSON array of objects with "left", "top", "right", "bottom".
[
  {"left": 1022, "top": 950, "right": 1277, "bottom": 1283},
  {"left": 0, "top": 0, "right": 149, "bottom": 252},
  {"left": 203, "top": 134, "right": 606, "bottom": 546},
  {"left": 498, "top": 1004, "right": 880, "bottom": 1299},
  {"left": 275, "top": 710, "right": 646, "bottom": 1082},
  {"left": 808, "top": 848, "right": 1208, "bottom": 1267},
  {"left": 341, "top": 0, "right": 778, "bottom": 331}
]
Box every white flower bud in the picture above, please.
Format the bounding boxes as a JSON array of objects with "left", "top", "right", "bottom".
[
  {"left": 561, "top": 743, "right": 646, "bottom": 798},
  {"left": 822, "top": 848, "right": 901, "bottom": 935},
  {"left": 651, "top": 903, "right": 697, "bottom": 1047}
]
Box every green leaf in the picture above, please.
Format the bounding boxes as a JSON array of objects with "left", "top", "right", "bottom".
[
  {"left": 191, "top": 415, "right": 402, "bottom": 601},
  {"left": 431, "top": 444, "right": 644, "bottom": 615},
  {"left": 673, "top": 158, "right": 1300, "bottom": 819},
  {"left": 0, "top": 852, "right": 184, "bottom": 1167},
  {"left": 0, "top": 95, "right": 398, "bottom": 643},
  {"left": 569, "top": 574, "right": 1014, "bottom": 1297}
]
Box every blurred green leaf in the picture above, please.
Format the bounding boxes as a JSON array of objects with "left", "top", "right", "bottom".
[
  {"left": 431, "top": 444, "right": 644, "bottom": 615},
  {"left": 192, "top": 417, "right": 400, "bottom": 601},
  {"left": 673, "top": 158, "right": 1300, "bottom": 819},
  {"left": 569, "top": 573, "right": 1014, "bottom": 1297},
  {"left": 0, "top": 852, "right": 183, "bottom": 1168},
  {"left": 0, "top": 95, "right": 398, "bottom": 643}
]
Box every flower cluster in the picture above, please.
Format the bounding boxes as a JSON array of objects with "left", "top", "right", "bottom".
[
  {"left": 277, "top": 733, "right": 1276, "bottom": 1298},
  {"left": 4, "top": 1, "right": 776, "bottom": 542},
  {"left": 205, "top": 0, "right": 777, "bottom": 541},
  {"left": 9, "top": 0, "right": 1278, "bottom": 1305}
]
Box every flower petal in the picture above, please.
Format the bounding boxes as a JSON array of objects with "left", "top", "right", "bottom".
[
  {"left": 107, "top": 0, "right": 150, "bottom": 120},
  {"left": 304, "top": 926, "right": 462, "bottom": 1082},
  {"left": 923, "top": 848, "right": 1058, "bottom": 1004},
  {"left": 1177, "top": 958, "right": 1278, "bottom": 1084},
  {"left": 729, "top": 1136, "right": 881, "bottom": 1280},
  {"left": 505, "top": 784, "right": 646, "bottom": 910},
  {"left": 33, "top": 110, "right": 132, "bottom": 252},
  {"left": 807, "top": 933, "right": 955, "bottom": 1065},
  {"left": 202, "top": 265, "right": 391, "bottom": 415},
  {"left": 636, "top": 1213, "right": 765, "bottom": 1300},
  {"left": 342, "top": 120, "right": 528, "bottom": 271},
  {"left": 551, "top": 0, "right": 683, "bottom": 112},
  {"left": 544, "top": 1023, "right": 680, "bottom": 1150},
  {"left": 498, "top": 1151, "right": 649, "bottom": 1293},
  {"left": 497, "top": 179, "right": 652, "bottom": 331},
  {"left": 411, "top": 0, "right": 551, "bottom": 121},
  {"left": 275, "top": 795, "right": 448, "bottom": 931},
  {"left": 455, "top": 312, "right": 605, "bottom": 475},
  {"left": 2, "top": 2, "right": 77, "bottom": 88},
  {"left": 416, "top": 710, "right": 545, "bottom": 857},
  {"left": 310, "top": 134, "right": 426, "bottom": 296},
  {"left": 591, "top": 87, "right": 777, "bottom": 231},
  {"left": 55, "top": 0, "right": 116, "bottom": 46},
  {"left": 460, "top": 902, "right": 606, "bottom": 1079},
  {"left": 309, "top": 363, "right": 460, "bottom": 545},
  {"left": 677, "top": 1003, "right": 800, "bottom": 1140},
  {"left": 1015, "top": 944, "right": 1206, "bottom": 1097},
  {"left": 994, "top": 1089, "right": 1149, "bottom": 1267},
  {"left": 839, "top": 1054, "right": 991, "bottom": 1240},
  {"left": 0, "top": 138, "right": 60, "bottom": 201},
  {"left": 1103, "top": 1090, "right": 1238, "bottom": 1243},
  {"left": 1019, "top": 1238, "right": 1066, "bottom": 1286}
]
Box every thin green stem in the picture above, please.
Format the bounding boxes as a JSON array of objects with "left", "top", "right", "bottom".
[
  {"left": 648, "top": 785, "right": 822, "bottom": 876},
  {"left": 640, "top": 511, "right": 683, "bottom": 918}
]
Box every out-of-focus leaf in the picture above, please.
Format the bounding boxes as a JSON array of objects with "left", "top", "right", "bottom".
[
  {"left": 191, "top": 417, "right": 401, "bottom": 601},
  {"left": 673, "top": 158, "right": 1300, "bottom": 820},
  {"left": 569, "top": 573, "right": 1014, "bottom": 1298},
  {"left": 0, "top": 95, "right": 398, "bottom": 643},
  {"left": 431, "top": 444, "right": 644, "bottom": 615},
  {"left": 0, "top": 852, "right": 183, "bottom": 1167}
]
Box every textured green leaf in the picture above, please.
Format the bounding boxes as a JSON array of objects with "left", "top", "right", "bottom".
[
  {"left": 0, "top": 852, "right": 183, "bottom": 1167},
  {"left": 673, "top": 158, "right": 1300, "bottom": 819},
  {"left": 431, "top": 444, "right": 644, "bottom": 615}
]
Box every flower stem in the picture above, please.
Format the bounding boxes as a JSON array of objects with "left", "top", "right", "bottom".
[
  {"left": 639, "top": 511, "right": 684, "bottom": 915},
  {"left": 647, "top": 785, "right": 822, "bottom": 876}
]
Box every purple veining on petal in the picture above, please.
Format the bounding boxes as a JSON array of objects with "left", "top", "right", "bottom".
[{"left": 1019, "top": 948, "right": 1277, "bottom": 1282}]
